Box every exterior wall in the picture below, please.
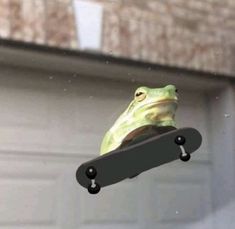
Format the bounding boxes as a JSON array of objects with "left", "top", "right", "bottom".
[
  {"left": 0, "top": 0, "right": 77, "bottom": 47},
  {"left": 0, "top": 0, "right": 234, "bottom": 75}
]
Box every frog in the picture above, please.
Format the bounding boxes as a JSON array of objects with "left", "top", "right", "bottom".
[{"left": 100, "top": 85, "right": 178, "bottom": 155}]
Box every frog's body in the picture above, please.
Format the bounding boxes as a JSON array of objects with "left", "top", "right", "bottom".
[{"left": 100, "top": 85, "right": 178, "bottom": 155}]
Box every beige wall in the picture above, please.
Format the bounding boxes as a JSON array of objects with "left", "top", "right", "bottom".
[{"left": 0, "top": 0, "right": 234, "bottom": 74}]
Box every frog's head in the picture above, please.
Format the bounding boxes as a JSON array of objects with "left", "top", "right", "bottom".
[
  {"left": 100, "top": 85, "right": 178, "bottom": 155},
  {"left": 123, "top": 84, "right": 178, "bottom": 126}
]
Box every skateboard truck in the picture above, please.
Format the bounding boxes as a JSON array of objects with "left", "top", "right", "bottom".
[
  {"left": 76, "top": 127, "right": 202, "bottom": 195},
  {"left": 85, "top": 166, "right": 101, "bottom": 194},
  {"left": 174, "top": 135, "right": 191, "bottom": 162}
]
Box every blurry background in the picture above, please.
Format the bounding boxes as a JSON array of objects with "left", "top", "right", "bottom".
[
  {"left": 0, "top": 0, "right": 234, "bottom": 74},
  {"left": 0, "top": 0, "right": 234, "bottom": 229}
]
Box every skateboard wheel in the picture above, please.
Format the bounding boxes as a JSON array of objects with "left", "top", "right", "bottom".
[
  {"left": 86, "top": 166, "right": 97, "bottom": 179},
  {"left": 175, "top": 135, "right": 186, "bottom": 145},
  {"left": 180, "top": 152, "right": 191, "bottom": 162},
  {"left": 88, "top": 182, "right": 101, "bottom": 194}
]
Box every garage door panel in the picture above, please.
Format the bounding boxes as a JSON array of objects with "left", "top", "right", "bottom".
[
  {"left": 0, "top": 154, "right": 82, "bottom": 229},
  {"left": 0, "top": 179, "right": 57, "bottom": 226},
  {"left": 2, "top": 225, "right": 58, "bottom": 229},
  {"left": 149, "top": 221, "right": 212, "bottom": 229},
  {"left": 0, "top": 87, "right": 51, "bottom": 129},
  {"left": 147, "top": 182, "right": 210, "bottom": 223},
  {"left": 79, "top": 181, "right": 139, "bottom": 224},
  {"left": 0, "top": 132, "right": 102, "bottom": 157},
  {"left": 78, "top": 224, "right": 139, "bottom": 229},
  {"left": 141, "top": 162, "right": 212, "bottom": 228}
]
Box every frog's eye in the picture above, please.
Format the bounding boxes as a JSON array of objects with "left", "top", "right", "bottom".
[
  {"left": 135, "top": 91, "right": 146, "bottom": 102},
  {"left": 135, "top": 91, "right": 144, "bottom": 97}
]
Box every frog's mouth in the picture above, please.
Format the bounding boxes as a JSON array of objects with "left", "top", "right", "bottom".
[
  {"left": 136, "top": 99, "right": 177, "bottom": 113},
  {"left": 155, "top": 99, "right": 177, "bottom": 104},
  {"left": 144, "top": 99, "right": 178, "bottom": 108}
]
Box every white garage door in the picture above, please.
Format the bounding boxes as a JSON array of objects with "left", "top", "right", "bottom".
[{"left": 0, "top": 64, "right": 234, "bottom": 229}]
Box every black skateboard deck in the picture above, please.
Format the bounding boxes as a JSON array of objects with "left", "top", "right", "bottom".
[{"left": 76, "top": 127, "right": 202, "bottom": 194}]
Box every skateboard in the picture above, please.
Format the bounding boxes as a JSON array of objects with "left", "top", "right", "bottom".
[{"left": 76, "top": 127, "right": 202, "bottom": 194}]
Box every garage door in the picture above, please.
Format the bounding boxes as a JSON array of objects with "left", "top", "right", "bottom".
[{"left": 0, "top": 63, "right": 234, "bottom": 229}]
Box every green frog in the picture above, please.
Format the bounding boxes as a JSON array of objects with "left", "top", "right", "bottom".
[{"left": 100, "top": 85, "right": 178, "bottom": 155}]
